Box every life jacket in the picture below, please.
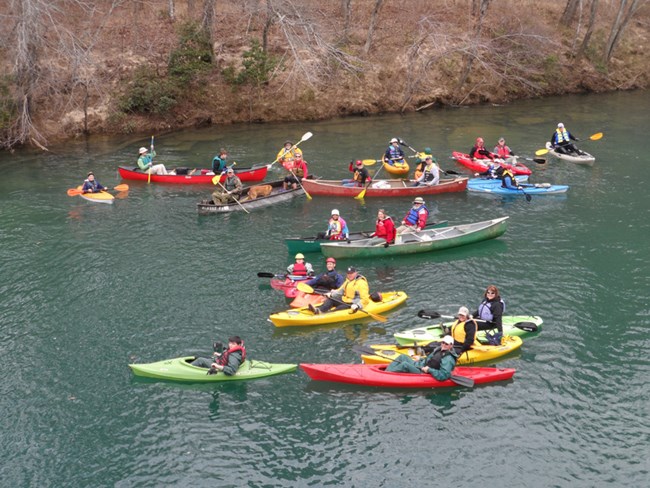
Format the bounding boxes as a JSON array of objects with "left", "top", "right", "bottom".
[
  {"left": 501, "top": 169, "right": 517, "bottom": 189},
  {"left": 353, "top": 167, "right": 368, "bottom": 184},
  {"left": 83, "top": 179, "right": 100, "bottom": 192},
  {"left": 292, "top": 159, "right": 306, "bottom": 178},
  {"left": 328, "top": 217, "right": 348, "bottom": 239},
  {"left": 215, "top": 344, "right": 246, "bottom": 367},
  {"left": 341, "top": 275, "right": 368, "bottom": 302},
  {"left": 425, "top": 347, "right": 458, "bottom": 369},
  {"left": 478, "top": 298, "right": 506, "bottom": 322},
  {"left": 387, "top": 145, "right": 404, "bottom": 163},
  {"left": 451, "top": 319, "right": 479, "bottom": 346},
  {"left": 375, "top": 216, "right": 395, "bottom": 240},
  {"left": 291, "top": 262, "right": 308, "bottom": 276},
  {"left": 471, "top": 145, "right": 490, "bottom": 159},
  {"left": 422, "top": 163, "right": 437, "bottom": 182},
  {"left": 555, "top": 128, "right": 570, "bottom": 143},
  {"left": 315, "top": 270, "right": 342, "bottom": 289},
  {"left": 495, "top": 145, "right": 511, "bottom": 158},
  {"left": 223, "top": 175, "right": 240, "bottom": 191},
  {"left": 405, "top": 204, "right": 428, "bottom": 226}
]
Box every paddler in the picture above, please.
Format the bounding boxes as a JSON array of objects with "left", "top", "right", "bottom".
[
  {"left": 287, "top": 253, "right": 314, "bottom": 277},
  {"left": 81, "top": 172, "right": 108, "bottom": 193},
  {"left": 449, "top": 306, "right": 480, "bottom": 354},
  {"left": 305, "top": 257, "right": 344, "bottom": 291},
  {"left": 276, "top": 140, "right": 303, "bottom": 169},
  {"left": 308, "top": 266, "right": 370, "bottom": 315},
  {"left": 137, "top": 146, "right": 168, "bottom": 175},
  {"left": 386, "top": 335, "right": 458, "bottom": 381},
  {"left": 342, "top": 160, "right": 371, "bottom": 188},
  {"left": 211, "top": 167, "right": 243, "bottom": 204},
  {"left": 469, "top": 137, "right": 497, "bottom": 160},
  {"left": 190, "top": 336, "right": 246, "bottom": 375},
  {"left": 383, "top": 137, "right": 406, "bottom": 166}
]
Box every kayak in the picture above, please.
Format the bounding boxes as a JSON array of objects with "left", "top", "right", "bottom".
[
  {"left": 452, "top": 152, "right": 532, "bottom": 176},
  {"left": 382, "top": 157, "right": 410, "bottom": 176},
  {"left": 394, "top": 315, "right": 543, "bottom": 345},
  {"left": 269, "top": 291, "right": 408, "bottom": 327},
  {"left": 270, "top": 274, "right": 311, "bottom": 298},
  {"left": 76, "top": 186, "right": 114, "bottom": 204},
  {"left": 358, "top": 335, "right": 523, "bottom": 366},
  {"left": 468, "top": 179, "right": 569, "bottom": 195},
  {"left": 284, "top": 221, "right": 449, "bottom": 255},
  {"left": 118, "top": 164, "right": 268, "bottom": 184},
  {"left": 319, "top": 217, "right": 508, "bottom": 259},
  {"left": 289, "top": 291, "right": 326, "bottom": 309},
  {"left": 468, "top": 175, "right": 529, "bottom": 184},
  {"left": 545, "top": 142, "right": 595, "bottom": 165},
  {"left": 129, "top": 357, "right": 297, "bottom": 382},
  {"left": 300, "top": 363, "right": 515, "bottom": 388},
  {"left": 300, "top": 177, "right": 467, "bottom": 198}
]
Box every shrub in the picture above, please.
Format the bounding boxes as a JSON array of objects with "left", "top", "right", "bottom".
[
  {"left": 118, "top": 67, "right": 179, "bottom": 114},
  {"left": 168, "top": 21, "right": 213, "bottom": 82}
]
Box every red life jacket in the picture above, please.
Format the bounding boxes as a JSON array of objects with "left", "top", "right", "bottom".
[
  {"left": 495, "top": 145, "right": 511, "bottom": 158},
  {"left": 292, "top": 262, "right": 308, "bottom": 276},
  {"left": 215, "top": 344, "right": 246, "bottom": 366}
]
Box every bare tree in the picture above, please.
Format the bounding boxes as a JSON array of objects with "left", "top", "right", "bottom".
[
  {"left": 341, "top": 0, "right": 352, "bottom": 44},
  {"left": 169, "top": 0, "right": 176, "bottom": 20},
  {"left": 562, "top": 0, "right": 581, "bottom": 25},
  {"left": 202, "top": 0, "right": 216, "bottom": 47},
  {"left": 363, "top": 0, "right": 385, "bottom": 55},
  {"left": 603, "top": 0, "right": 646, "bottom": 65},
  {"left": 576, "top": 0, "right": 599, "bottom": 60},
  {"left": 457, "top": 0, "right": 491, "bottom": 91}
]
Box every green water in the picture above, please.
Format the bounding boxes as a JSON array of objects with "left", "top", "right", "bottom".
[{"left": 1, "top": 91, "right": 648, "bottom": 487}]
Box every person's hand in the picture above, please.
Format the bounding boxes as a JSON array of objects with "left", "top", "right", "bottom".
[
  {"left": 421, "top": 366, "right": 430, "bottom": 373},
  {"left": 351, "top": 304, "right": 359, "bottom": 312},
  {"left": 325, "top": 292, "right": 332, "bottom": 298},
  {"left": 474, "top": 172, "right": 479, "bottom": 177}
]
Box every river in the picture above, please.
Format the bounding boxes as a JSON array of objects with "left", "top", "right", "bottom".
[{"left": 0, "top": 91, "right": 648, "bottom": 487}]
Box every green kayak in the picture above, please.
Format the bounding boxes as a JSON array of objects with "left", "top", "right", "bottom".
[
  {"left": 129, "top": 357, "right": 297, "bottom": 382},
  {"left": 394, "top": 315, "right": 543, "bottom": 346}
]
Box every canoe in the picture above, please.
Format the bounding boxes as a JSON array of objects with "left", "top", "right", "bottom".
[
  {"left": 452, "top": 152, "right": 532, "bottom": 176},
  {"left": 300, "top": 177, "right": 467, "bottom": 198},
  {"left": 382, "top": 157, "right": 410, "bottom": 176},
  {"left": 319, "top": 217, "right": 508, "bottom": 259},
  {"left": 118, "top": 164, "right": 268, "bottom": 184},
  {"left": 285, "top": 221, "right": 450, "bottom": 255},
  {"left": 197, "top": 180, "right": 304, "bottom": 215},
  {"left": 545, "top": 142, "right": 595, "bottom": 165},
  {"left": 270, "top": 274, "right": 311, "bottom": 298},
  {"left": 358, "top": 335, "right": 523, "bottom": 366},
  {"left": 76, "top": 186, "right": 114, "bottom": 204},
  {"left": 394, "top": 315, "right": 543, "bottom": 345},
  {"left": 300, "top": 363, "right": 515, "bottom": 388},
  {"left": 269, "top": 291, "right": 408, "bottom": 327},
  {"left": 129, "top": 357, "right": 297, "bottom": 382},
  {"left": 468, "top": 179, "right": 569, "bottom": 195}
]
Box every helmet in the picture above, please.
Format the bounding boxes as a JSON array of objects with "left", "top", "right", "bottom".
[
  {"left": 355, "top": 160, "right": 363, "bottom": 166},
  {"left": 476, "top": 137, "right": 484, "bottom": 144},
  {"left": 557, "top": 123, "right": 564, "bottom": 128},
  {"left": 390, "top": 137, "right": 399, "bottom": 143},
  {"left": 138, "top": 147, "right": 148, "bottom": 154},
  {"left": 331, "top": 209, "right": 340, "bottom": 215},
  {"left": 326, "top": 257, "right": 336, "bottom": 264},
  {"left": 295, "top": 253, "right": 305, "bottom": 259}
]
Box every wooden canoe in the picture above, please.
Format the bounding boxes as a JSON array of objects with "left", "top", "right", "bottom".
[
  {"left": 118, "top": 164, "right": 268, "bottom": 184},
  {"left": 300, "top": 177, "right": 467, "bottom": 198},
  {"left": 197, "top": 180, "right": 304, "bottom": 215}
]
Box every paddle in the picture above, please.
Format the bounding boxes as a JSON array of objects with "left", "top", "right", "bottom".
[
  {"left": 361, "top": 159, "right": 379, "bottom": 166},
  {"left": 518, "top": 186, "right": 532, "bottom": 202},
  {"left": 216, "top": 180, "right": 250, "bottom": 214},
  {"left": 536, "top": 131, "right": 603, "bottom": 156},
  {"left": 355, "top": 163, "right": 384, "bottom": 200},
  {"left": 296, "top": 282, "right": 387, "bottom": 322},
  {"left": 147, "top": 136, "right": 154, "bottom": 184},
  {"left": 288, "top": 166, "right": 312, "bottom": 200},
  {"left": 267, "top": 131, "right": 313, "bottom": 169},
  {"left": 416, "top": 309, "right": 539, "bottom": 333},
  {"left": 212, "top": 162, "right": 237, "bottom": 185},
  {"left": 351, "top": 344, "right": 474, "bottom": 387},
  {"left": 257, "top": 272, "right": 280, "bottom": 278},
  {"left": 67, "top": 184, "right": 129, "bottom": 196}
]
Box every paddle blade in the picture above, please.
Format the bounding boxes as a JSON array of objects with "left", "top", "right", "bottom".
[
  {"left": 514, "top": 321, "right": 539, "bottom": 332},
  {"left": 354, "top": 189, "right": 367, "bottom": 200},
  {"left": 417, "top": 309, "right": 441, "bottom": 320},
  {"left": 533, "top": 158, "right": 546, "bottom": 164},
  {"left": 257, "top": 272, "right": 276, "bottom": 278},
  {"left": 300, "top": 131, "right": 313, "bottom": 142},
  {"left": 296, "top": 282, "right": 315, "bottom": 294},
  {"left": 351, "top": 344, "right": 378, "bottom": 356},
  {"left": 524, "top": 193, "right": 532, "bottom": 202},
  {"left": 114, "top": 184, "right": 129, "bottom": 192},
  {"left": 450, "top": 374, "right": 475, "bottom": 388},
  {"left": 589, "top": 132, "right": 603, "bottom": 141},
  {"left": 362, "top": 159, "right": 378, "bottom": 166},
  {"left": 67, "top": 188, "right": 82, "bottom": 196},
  {"left": 304, "top": 190, "right": 312, "bottom": 201},
  {"left": 535, "top": 148, "right": 549, "bottom": 156},
  {"left": 366, "top": 311, "right": 388, "bottom": 323},
  {"left": 211, "top": 174, "right": 221, "bottom": 185}
]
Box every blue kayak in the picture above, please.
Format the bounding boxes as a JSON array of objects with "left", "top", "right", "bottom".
[{"left": 468, "top": 179, "right": 569, "bottom": 195}]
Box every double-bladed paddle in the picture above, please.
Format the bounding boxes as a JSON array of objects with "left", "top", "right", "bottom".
[
  {"left": 296, "top": 282, "right": 387, "bottom": 322},
  {"left": 416, "top": 309, "right": 539, "bottom": 333},
  {"left": 67, "top": 184, "right": 129, "bottom": 196},
  {"left": 536, "top": 131, "right": 603, "bottom": 156}
]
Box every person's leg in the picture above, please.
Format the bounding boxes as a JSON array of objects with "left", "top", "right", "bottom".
[
  {"left": 190, "top": 357, "right": 214, "bottom": 368},
  {"left": 386, "top": 354, "right": 421, "bottom": 373}
]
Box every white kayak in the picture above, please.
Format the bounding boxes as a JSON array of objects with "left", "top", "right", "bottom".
[{"left": 545, "top": 142, "right": 595, "bottom": 165}]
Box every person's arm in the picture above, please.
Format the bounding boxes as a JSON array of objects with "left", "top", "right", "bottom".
[
  {"left": 431, "top": 166, "right": 440, "bottom": 185},
  {"left": 305, "top": 263, "right": 314, "bottom": 275},
  {"left": 334, "top": 273, "right": 345, "bottom": 288},
  {"left": 491, "top": 301, "right": 504, "bottom": 331},
  {"left": 416, "top": 209, "right": 428, "bottom": 231},
  {"left": 353, "top": 279, "right": 370, "bottom": 308},
  {"left": 429, "top": 355, "right": 456, "bottom": 381},
  {"left": 300, "top": 161, "right": 308, "bottom": 179},
  {"left": 137, "top": 156, "right": 149, "bottom": 171},
  {"left": 221, "top": 352, "right": 243, "bottom": 376},
  {"left": 234, "top": 178, "right": 243, "bottom": 193}
]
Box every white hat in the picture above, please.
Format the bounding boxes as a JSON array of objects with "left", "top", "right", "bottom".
[
  {"left": 331, "top": 209, "right": 340, "bottom": 215},
  {"left": 138, "top": 147, "right": 148, "bottom": 154},
  {"left": 457, "top": 306, "right": 470, "bottom": 317},
  {"left": 390, "top": 137, "right": 399, "bottom": 143},
  {"left": 442, "top": 335, "right": 454, "bottom": 345},
  {"left": 557, "top": 122, "right": 564, "bottom": 128},
  {"left": 413, "top": 197, "right": 425, "bottom": 204}
]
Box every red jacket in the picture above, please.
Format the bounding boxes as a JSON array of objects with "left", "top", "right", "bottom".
[{"left": 375, "top": 217, "right": 396, "bottom": 243}]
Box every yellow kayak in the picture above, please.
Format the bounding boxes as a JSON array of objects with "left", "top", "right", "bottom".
[
  {"left": 269, "top": 291, "right": 408, "bottom": 327},
  {"left": 382, "top": 157, "right": 410, "bottom": 176},
  {"left": 359, "top": 335, "right": 522, "bottom": 365},
  {"left": 76, "top": 186, "right": 114, "bottom": 204}
]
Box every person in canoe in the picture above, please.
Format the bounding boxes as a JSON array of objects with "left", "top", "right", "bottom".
[
  {"left": 276, "top": 140, "right": 302, "bottom": 168},
  {"left": 323, "top": 209, "right": 349, "bottom": 240},
  {"left": 283, "top": 151, "right": 309, "bottom": 190},
  {"left": 469, "top": 137, "right": 496, "bottom": 160},
  {"left": 386, "top": 335, "right": 458, "bottom": 381},
  {"left": 211, "top": 167, "right": 243, "bottom": 204},
  {"left": 473, "top": 285, "right": 506, "bottom": 345},
  {"left": 211, "top": 148, "right": 229, "bottom": 174},
  {"left": 550, "top": 122, "right": 584, "bottom": 156},
  {"left": 137, "top": 147, "right": 169, "bottom": 175},
  {"left": 81, "top": 172, "right": 108, "bottom": 193},
  {"left": 308, "top": 266, "right": 370, "bottom": 315},
  {"left": 449, "top": 306, "right": 480, "bottom": 354},
  {"left": 368, "top": 209, "right": 396, "bottom": 246},
  {"left": 305, "top": 257, "right": 344, "bottom": 291},
  {"left": 384, "top": 137, "right": 406, "bottom": 166},
  {"left": 190, "top": 336, "right": 246, "bottom": 375},
  {"left": 342, "top": 160, "right": 371, "bottom": 187},
  {"left": 287, "top": 253, "right": 314, "bottom": 277},
  {"left": 413, "top": 147, "right": 433, "bottom": 179},
  {"left": 412, "top": 156, "right": 440, "bottom": 187},
  {"left": 396, "top": 197, "right": 429, "bottom": 235},
  {"left": 493, "top": 137, "right": 516, "bottom": 160}
]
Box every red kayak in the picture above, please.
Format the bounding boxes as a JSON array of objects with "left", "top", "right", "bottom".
[
  {"left": 270, "top": 275, "right": 310, "bottom": 298},
  {"left": 118, "top": 164, "right": 268, "bottom": 184},
  {"left": 452, "top": 152, "right": 531, "bottom": 176},
  {"left": 300, "top": 363, "right": 515, "bottom": 388}
]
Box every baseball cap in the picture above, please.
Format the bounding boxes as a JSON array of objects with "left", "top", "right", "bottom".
[
  {"left": 346, "top": 266, "right": 357, "bottom": 274},
  {"left": 442, "top": 335, "right": 454, "bottom": 345}
]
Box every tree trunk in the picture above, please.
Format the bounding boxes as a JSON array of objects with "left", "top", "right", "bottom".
[
  {"left": 576, "top": 0, "right": 598, "bottom": 60},
  {"left": 341, "top": 0, "right": 352, "bottom": 44},
  {"left": 457, "top": 0, "right": 490, "bottom": 90},
  {"left": 169, "top": 0, "right": 176, "bottom": 21},
  {"left": 561, "top": 0, "right": 581, "bottom": 25},
  {"left": 202, "top": 0, "right": 216, "bottom": 46},
  {"left": 603, "top": 0, "right": 644, "bottom": 65},
  {"left": 262, "top": 0, "right": 274, "bottom": 53},
  {"left": 363, "top": 0, "right": 385, "bottom": 56}
]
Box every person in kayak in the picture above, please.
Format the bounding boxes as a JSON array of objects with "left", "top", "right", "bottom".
[
  {"left": 283, "top": 151, "right": 309, "bottom": 190},
  {"left": 190, "top": 336, "right": 246, "bottom": 375},
  {"left": 550, "top": 123, "right": 583, "bottom": 155},
  {"left": 324, "top": 209, "right": 350, "bottom": 240},
  {"left": 500, "top": 168, "right": 523, "bottom": 191},
  {"left": 369, "top": 209, "right": 396, "bottom": 245},
  {"left": 412, "top": 156, "right": 440, "bottom": 186},
  {"left": 211, "top": 167, "right": 243, "bottom": 204},
  {"left": 342, "top": 160, "right": 371, "bottom": 187},
  {"left": 449, "top": 306, "right": 480, "bottom": 354},
  {"left": 413, "top": 147, "right": 433, "bottom": 180},
  {"left": 469, "top": 137, "right": 496, "bottom": 160},
  {"left": 305, "top": 257, "right": 344, "bottom": 290},
  {"left": 276, "top": 140, "right": 302, "bottom": 168},
  {"left": 287, "top": 253, "right": 314, "bottom": 277},
  {"left": 308, "top": 266, "right": 370, "bottom": 315},
  {"left": 211, "top": 148, "right": 229, "bottom": 174},
  {"left": 474, "top": 285, "right": 506, "bottom": 345},
  {"left": 396, "top": 197, "right": 429, "bottom": 234},
  {"left": 386, "top": 335, "right": 458, "bottom": 381},
  {"left": 137, "top": 147, "right": 168, "bottom": 175},
  {"left": 474, "top": 161, "right": 503, "bottom": 179},
  {"left": 81, "top": 172, "right": 108, "bottom": 193},
  {"left": 384, "top": 137, "right": 406, "bottom": 166},
  {"left": 493, "top": 137, "right": 516, "bottom": 159}
]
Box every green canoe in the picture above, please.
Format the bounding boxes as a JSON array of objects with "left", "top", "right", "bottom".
[
  {"left": 129, "top": 357, "right": 297, "bottom": 382},
  {"left": 394, "top": 315, "right": 543, "bottom": 345},
  {"left": 319, "top": 217, "right": 508, "bottom": 259}
]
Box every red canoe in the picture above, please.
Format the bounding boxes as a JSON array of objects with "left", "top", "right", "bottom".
[
  {"left": 300, "top": 363, "right": 515, "bottom": 388},
  {"left": 118, "top": 165, "right": 268, "bottom": 184},
  {"left": 452, "top": 152, "right": 532, "bottom": 176},
  {"left": 300, "top": 177, "right": 467, "bottom": 198}
]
